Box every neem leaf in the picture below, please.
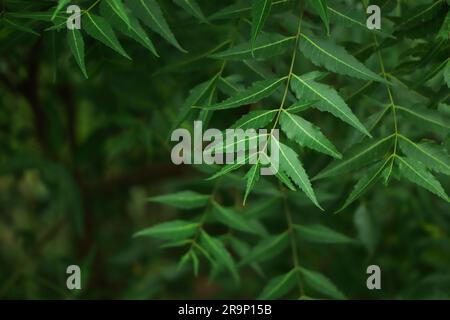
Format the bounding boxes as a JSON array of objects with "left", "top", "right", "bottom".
[
  {"left": 203, "top": 77, "right": 285, "bottom": 110},
  {"left": 148, "top": 190, "right": 210, "bottom": 209},
  {"left": 258, "top": 269, "right": 296, "bottom": 299},
  {"left": 83, "top": 13, "right": 131, "bottom": 59},
  {"left": 127, "top": 0, "right": 187, "bottom": 52},
  {"left": 251, "top": 0, "right": 273, "bottom": 52},
  {"left": 294, "top": 224, "right": 353, "bottom": 244},
  {"left": 200, "top": 230, "right": 239, "bottom": 282},
  {"left": 280, "top": 110, "right": 341, "bottom": 159},
  {"left": 300, "top": 267, "right": 346, "bottom": 299},
  {"left": 134, "top": 220, "right": 199, "bottom": 240},
  {"left": 67, "top": 28, "right": 88, "bottom": 78},
  {"left": 307, "top": 0, "right": 329, "bottom": 35},
  {"left": 300, "top": 33, "right": 386, "bottom": 83},
  {"left": 291, "top": 74, "right": 371, "bottom": 136}
]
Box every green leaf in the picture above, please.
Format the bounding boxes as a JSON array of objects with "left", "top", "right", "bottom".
[
  {"left": 203, "top": 77, "right": 285, "bottom": 110},
  {"left": 83, "top": 13, "right": 131, "bottom": 59},
  {"left": 291, "top": 74, "right": 371, "bottom": 136},
  {"left": 280, "top": 110, "right": 341, "bottom": 159},
  {"left": 231, "top": 109, "right": 277, "bottom": 130},
  {"left": 276, "top": 170, "right": 297, "bottom": 191},
  {"left": 399, "top": 135, "right": 450, "bottom": 175},
  {"left": 272, "top": 139, "right": 322, "bottom": 209},
  {"left": 396, "top": 105, "right": 450, "bottom": 135},
  {"left": 171, "top": 78, "right": 215, "bottom": 133},
  {"left": 353, "top": 204, "right": 377, "bottom": 254},
  {"left": 444, "top": 61, "right": 450, "bottom": 88},
  {"left": 200, "top": 230, "right": 239, "bottom": 282},
  {"left": 100, "top": 0, "right": 158, "bottom": 56},
  {"left": 174, "top": 0, "right": 207, "bottom": 23},
  {"left": 126, "top": 0, "right": 186, "bottom": 52},
  {"left": 134, "top": 220, "right": 199, "bottom": 240},
  {"left": 3, "top": 18, "right": 39, "bottom": 36},
  {"left": 397, "top": 156, "right": 449, "bottom": 202},
  {"left": 191, "top": 251, "right": 200, "bottom": 276},
  {"left": 286, "top": 100, "right": 318, "bottom": 113},
  {"left": 300, "top": 267, "right": 346, "bottom": 299},
  {"left": 338, "top": 158, "right": 391, "bottom": 212},
  {"left": 396, "top": 1, "right": 444, "bottom": 32},
  {"left": 241, "top": 232, "right": 289, "bottom": 265},
  {"left": 148, "top": 190, "right": 210, "bottom": 209},
  {"left": 210, "top": 33, "right": 295, "bottom": 60},
  {"left": 243, "top": 164, "right": 261, "bottom": 205},
  {"left": 52, "top": 0, "right": 70, "bottom": 21},
  {"left": 211, "top": 201, "right": 255, "bottom": 234},
  {"left": 251, "top": 0, "right": 273, "bottom": 53},
  {"left": 116, "top": 14, "right": 158, "bottom": 56},
  {"left": 299, "top": 33, "right": 385, "bottom": 83},
  {"left": 328, "top": 3, "right": 395, "bottom": 39},
  {"left": 258, "top": 269, "right": 296, "bottom": 299},
  {"left": 438, "top": 9, "right": 450, "bottom": 39},
  {"left": 294, "top": 224, "right": 353, "bottom": 244},
  {"left": 314, "top": 134, "right": 394, "bottom": 180},
  {"left": 209, "top": 1, "right": 290, "bottom": 21},
  {"left": 206, "top": 158, "right": 249, "bottom": 181},
  {"left": 67, "top": 28, "right": 88, "bottom": 79},
  {"left": 307, "top": 0, "right": 329, "bottom": 35},
  {"left": 100, "top": 0, "right": 131, "bottom": 29}
]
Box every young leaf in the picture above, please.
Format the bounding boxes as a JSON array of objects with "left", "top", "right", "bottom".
[
  {"left": 280, "top": 111, "right": 342, "bottom": 159},
  {"left": 300, "top": 267, "right": 346, "bottom": 299},
  {"left": 67, "top": 28, "right": 88, "bottom": 79},
  {"left": 399, "top": 136, "right": 450, "bottom": 175},
  {"left": 397, "top": 156, "right": 449, "bottom": 202},
  {"left": 243, "top": 164, "right": 261, "bottom": 205},
  {"left": 211, "top": 201, "right": 255, "bottom": 234},
  {"left": 126, "top": 0, "right": 186, "bottom": 52},
  {"left": 148, "top": 190, "right": 210, "bottom": 209},
  {"left": 272, "top": 138, "right": 322, "bottom": 210},
  {"left": 173, "top": 0, "right": 207, "bottom": 23},
  {"left": 294, "top": 224, "right": 353, "bottom": 244},
  {"left": 83, "top": 13, "right": 131, "bottom": 59},
  {"left": 291, "top": 74, "right": 371, "bottom": 136},
  {"left": 231, "top": 109, "right": 277, "bottom": 130},
  {"left": 241, "top": 232, "right": 289, "bottom": 265},
  {"left": 299, "top": 33, "right": 385, "bottom": 83},
  {"left": 314, "top": 134, "right": 394, "bottom": 180},
  {"left": 251, "top": 0, "right": 273, "bottom": 53},
  {"left": 258, "top": 269, "right": 296, "bottom": 299},
  {"left": 134, "top": 220, "right": 199, "bottom": 240},
  {"left": 203, "top": 77, "right": 285, "bottom": 110},
  {"left": 307, "top": 0, "right": 329, "bottom": 35},
  {"left": 200, "top": 230, "right": 239, "bottom": 282}
]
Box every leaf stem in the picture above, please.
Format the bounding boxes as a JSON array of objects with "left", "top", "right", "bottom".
[{"left": 282, "top": 189, "right": 304, "bottom": 296}]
